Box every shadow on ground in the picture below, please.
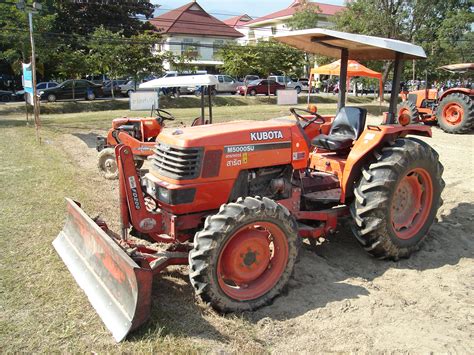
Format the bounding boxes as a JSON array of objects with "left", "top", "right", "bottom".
[
  {"left": 73, "top": 132, "right": 100, "bottom": 149},
  {"left": 130, "top": 202, "right": 472, "bottom": 342}
]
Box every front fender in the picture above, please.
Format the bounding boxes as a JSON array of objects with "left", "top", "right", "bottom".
[{"left": 340, "top": 124, "right": 432, "bottom": 202}]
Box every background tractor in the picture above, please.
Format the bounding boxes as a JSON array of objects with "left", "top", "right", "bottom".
[
  {"left": 54, "top": 29, "right": 444, "bottom": 342},
  {"left": 96, "top": 76, "right": 218, "bottom": 179},
  {"left": 398, "top": 63, "right": 473, "bottom": 134}
]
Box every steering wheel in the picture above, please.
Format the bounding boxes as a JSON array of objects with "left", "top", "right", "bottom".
[
  {"left": 155, "top": 108, "right": 176, "bottom": 124},
  {"left": 289, "top": 107, "right": 325, "bottom": 128}
]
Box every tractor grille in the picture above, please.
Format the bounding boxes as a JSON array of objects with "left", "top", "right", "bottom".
[{"left": 150, "top": 142, "right": 203, "bottom": 180}]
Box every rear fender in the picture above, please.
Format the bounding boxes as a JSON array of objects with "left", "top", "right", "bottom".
[
  {"left": 340, "top": 125, "right": 432, "bottom": 202},
  {"left": 438, "top": 88, "right": 474, "bottom": 101}
]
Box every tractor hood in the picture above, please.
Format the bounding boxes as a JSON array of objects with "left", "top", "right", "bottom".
[{"left": 157, "top": 119, "right": 297, "bottom": 148}]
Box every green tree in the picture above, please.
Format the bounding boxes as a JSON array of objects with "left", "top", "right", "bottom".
[
  {"left": 52, "top": 0, "right": 155, "bottom": 38},
  {"left": 118, "top": 31, "right": 165, "bottom": 88},
  {"left": 88, "top": 26, "right": 126, "bottom": 98},
  {"left": 285, "top": 1, "right": 324, "bottom": 77},
  {"left": 218, "top": 40, "right": 305, "bottom": 78},
  {"left": 0, "top": 2, "right": 57, "bottom": 78},
  {"left": 286, "top": 1, "right": 321, "bottom": 30}
]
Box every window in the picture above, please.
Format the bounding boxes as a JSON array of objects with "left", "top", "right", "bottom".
[
  {"left": 224, "top": 76, "right": 234, "bottom": 83},
  {"left": 49, "top": 83, "right": 58, "bottom": 88},
  {"left": 218, "top": 76, "right": 224, "bottom": 83},
  {"left": 271, "top": 26, "right": 277, "bottom": 35},
  {"left": 37, "top": 83, "right": 46, "bottom": 89},
  {"left": 249, "top": 30, "right": 255, "bottom": 39},
  {"left": 181, "top": 38, "right": 199, "bottom": 58},
  {"left": 213, "top": 39, "right": 224, "bottom": 57}
]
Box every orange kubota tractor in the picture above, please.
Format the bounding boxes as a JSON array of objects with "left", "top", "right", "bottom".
[
  {"left": 53, "top": 29, "right": 445, "bottom": 342},
  {"left": 96, "top": 76, "right": 219, "bottom": 179},
  {"left": 398, "top": 63, "right": 474, "bottom": 134},
  {"left": 96, "top": 109, "right": 174, "bottom": 179}
]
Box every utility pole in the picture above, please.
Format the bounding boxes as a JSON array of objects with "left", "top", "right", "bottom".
[{"left": 17, "top": 0, "right": 42, "bottom": 143}]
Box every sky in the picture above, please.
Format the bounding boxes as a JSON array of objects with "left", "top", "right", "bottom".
[{"left": 151, "top": 0, "right": 345, "bottom": 19}]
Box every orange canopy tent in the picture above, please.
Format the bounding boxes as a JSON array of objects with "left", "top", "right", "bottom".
[{"left": 309, "top": 60, "right": 383, "bottom": 101}]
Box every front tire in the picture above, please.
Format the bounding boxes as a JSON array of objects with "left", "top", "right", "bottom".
[
  {"left": 436, "top": 93, "right": 474, "bottom": 134},
  {"left": 397, "top": 100, "right": 419, "bottom": 125},
  {"left": 97, "top": 148, "right": 118, "bottom": 180},
  {"left": 47, "top": 94, "right": 57, "bottom": 102},
  {"left": 249, "top": 89, "right": 257, "bottom": 96},
  {"left": 86, "top": 92, "right": 96, "bottom": 101},
  {"left": 350, "top": 138, "right": 444, "bottom": 260},
  {"left": 189, "top": 196, "right": 300, "bottom": 312}
]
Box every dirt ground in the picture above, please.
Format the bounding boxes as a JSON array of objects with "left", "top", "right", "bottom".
[{"left": 58, "top": 116, "right": 473, "bottom": 352}]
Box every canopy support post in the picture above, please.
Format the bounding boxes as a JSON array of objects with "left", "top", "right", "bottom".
[
  {"left": 337, "top": 48, "right": 348, "bottom": 112},
  {"left": 200, "top": 85, "right": 205, "bottom": 125},
  {"left": 208, "top": 86, "right": 213, "bottom": 124},
  {"left": 387, "top": 52, "right": 403, "bottom": 124}
]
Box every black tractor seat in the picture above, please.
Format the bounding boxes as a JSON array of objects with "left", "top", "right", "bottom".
[{"left": 311, "top": 107, "right": 367, "bottom": 151}]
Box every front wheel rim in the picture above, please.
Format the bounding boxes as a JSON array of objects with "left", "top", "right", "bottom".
[
  {"left": 102, "top": 156, "right": 117, "bottom": 174},
  {"left": 217, "top": 221, "right": 288, "bottom": 301},
  {"left": 442, "top": 103, "right": 464, "bottom": 126},
  {"left": 391, "top": 168, "right": 433, "bottom": 240}
]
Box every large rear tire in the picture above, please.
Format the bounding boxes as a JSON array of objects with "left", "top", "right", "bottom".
[
  {"left": 189, "top": 196, "right": 300, "bottom": 312},
  {"left": 436, "top": 93, "right": 474, "bottom": 134},
  {"left": 350, "top": 137, "right": 444, "bottom": 260},
  {"left": 397, "top": 100, "right": 419, "bottom": 125}
]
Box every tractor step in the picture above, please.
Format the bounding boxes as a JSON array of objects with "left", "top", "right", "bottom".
[{"left": 303, "top": 188, "right": 341, "bottom": 203}]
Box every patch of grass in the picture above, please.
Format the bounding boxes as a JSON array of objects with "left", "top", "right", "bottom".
[
  {"left": 0, "top": 93, "right": 380, "bottom": 115},
  {"left": 0, "top": 101, "right": 389, "bottom": 351}
]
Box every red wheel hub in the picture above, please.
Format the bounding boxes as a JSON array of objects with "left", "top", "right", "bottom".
[
  {"left": 391, "top": 168, "right": 433, "bottom": 240},
  {"left": 217, "top": 222, "right": 288, "bottom": 301},
  {"left": 398, "top": 108, "right": 411, "bottom": 126},
  {"left": 442, "top": 103, "right": 464, "bottom": 126}
]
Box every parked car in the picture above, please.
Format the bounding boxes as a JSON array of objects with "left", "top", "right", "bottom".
[
  {"left": 119, "top": 80, "right": 138, "bottom": 97},
  {"left": 243, "top": 75, "right": 260, "bottom": 85},
  {"left": 236, "top": 79, "right": 285, "bottom": 96},
  {"left": 214, "top": 75, "right": 243, "bottom": 94},
  {"left": 13, "top": 81, "right": 59, "bottom": 101},
  {"left": 0, "top": 90, "right": 13, "bottom": 102},
  {"left": 102, "top": 79, "right": 127, "bottom": 97},
  {"left": 39, "top": 80, "right": 103, "bottom": 102},
  {"left": 268, "top": 75, "right": 304, "bottom": 94},
  {"left": 299, "top": 78, "right": 310, "bottom": 91}
]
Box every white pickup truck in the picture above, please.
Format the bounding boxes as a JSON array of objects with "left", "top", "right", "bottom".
[{"left": 267, "top": 75, "right": 304, "bottom": 94}]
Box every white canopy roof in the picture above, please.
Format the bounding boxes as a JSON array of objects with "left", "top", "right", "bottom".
[
  {"left": 139, "top": 74, "right": 218, "bottom": 89},
  {"left": 438, "top": 63, "right": 474, "bottom": 73},
  {"left": 275, "top": 28, "right": 426, "bottom": 60}
]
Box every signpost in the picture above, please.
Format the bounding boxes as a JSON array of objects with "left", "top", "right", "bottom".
[
  {"left": 277, "top": 89, "right": 298, "bottom": 105},
  {"left": 17, "top": 0, "right": 42, "bottom": 142},
  {"left": 129, "top": 91, "right": 159, "bottom": 111}
]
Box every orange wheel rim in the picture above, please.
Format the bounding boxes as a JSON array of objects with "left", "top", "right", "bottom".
[
  {"left": 442, "top": 103, "right": 464, "bottom": 126},
  {"left": 217, "top": 222, "right": 288, "bottom": 301},
  {"left": 391, "top": 168, "right": 433, "bottom": 240}
]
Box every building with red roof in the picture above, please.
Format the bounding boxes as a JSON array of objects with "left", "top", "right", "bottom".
[
  {"left": 149, "top": 1, "right": 243, "bottom": 71},
  {"left": 226, "top": 0, "right": 345, "bottom": 43}
]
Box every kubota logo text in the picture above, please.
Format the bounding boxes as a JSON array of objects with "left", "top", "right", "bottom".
[{"left": 250, "top": 130, "right": 283, "bottom": 141}]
